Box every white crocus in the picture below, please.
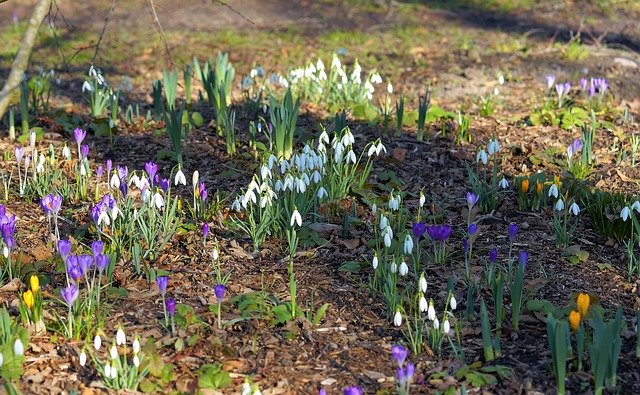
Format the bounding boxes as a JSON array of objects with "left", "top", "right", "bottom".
[
  {"left": 555, "top": 199, "right": 565, "bottom": 211},
  {"left": 443, "top": 319, "right": 451, "bottom": 334},
  {"left": 174, "top": 169, "right": 186, "bottom": 186},
  {"left": 476, "top": 150, "right": 488, "bottom": 165},
  {"left": 116, "top": 328, "right": 126, "bottom": 346},
  {"left": 548, "top": 184, "right": 559, "bottom": 198},
  {"left": 79, "top": 351, "right": 87, "bottom": 366},
  {"left": 569, "top": 202, "right": 580, "bottom": 216},
  {"left": 94, "top": 335, "right": 102, "bottom": 350},
  {"left": 427, "top": 301, "right": 436, "bottom": 321},
  {"left": 419, "top": 295, "right": 428, "bottom": 312},
  {"left": 399, "top": 261, "right": 409, "bottom": 276},
  {"left": 393, "top": 310, "right": 402, "bottom": 327},
  {"left": 29, "top": 131, "right": 36, "bottom": 148},
  {"left": 621, "top": 206, "right": 631, "bottom": 221},
  {"left": 192, "top": 170, "right": 199, "bottom": 188},
  {"left": 404, "top": 234, "right": 414, "bottom": 254},
  {"left": 419, "top": 273, "right": 427, "bottom": 293},
  {"left": 290, "top": 208, "right": 302, "bottom": 227},
  {"left": 13, "top": 339, "right": 24, "bottom": 356},
  {"left": 450, "top": 295, "right": 457, "bottom": 310}
]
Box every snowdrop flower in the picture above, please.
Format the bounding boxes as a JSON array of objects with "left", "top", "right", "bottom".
[
  {"left": 367, "top": 144, "right": 377, "bottom": 157},
  {"left": 404, "top": 234, "right": 414, "bottom": 254},
  {"left": 427, "top": 301, "right": 436, "bottom": 321},
  {"left": 387, "top": 82, "right": 393, "bottom": 94},
  {"left": 383, "top": 227, "right": 393, "bottom": 248},
  {"left": 433, "top": 317, "right": 440, "bottom": 330},
  {"left": 116, "top": 327, "right": 126, "bottom": 345},
  {"left": 111, "top": 364, "right": 117, "bottom": 379},
  {"left": 393, "top": 309, "right": 402, "bottom": 326},
  {"left": 379, "top": 215, "right": 388, "bottom": 230},
  {"left": 0, "top": 352, "right": 3, "bottom": 367},
  {"left": 371, "top": 204, "right": 377, "bottom": 214},
  {"left": 317, "top": 187, "right": 328, "bottom": 199},
  {"left": 13, "top": 339, "right": 24, "bottom": 356},
  {"left": 621, "top": 206, "right": 631, "bottom": 221},
  {"left": 174, "top": 169, "right": 186, "bottom": 186},
  {"left": 94, "top": 335, "right": 102, "bottom": 350},
  {"left": 419, "top": 191, "right": 426, "bottom": 207},
  {"left": 153, "top": 192, "right": 165, "bottom": 209},
  {"left": 443, "top": 319, "right": 451, "bottom": 334},
  {"left": 555, "top": 199, "right": 565, "bottom": 211},
  {"left": 132, "top": 337, "right": 141, "bottom": 354},
  {"left": 419, "top": 295, "right": 428, "bottom": 312},
  {"left": 82, "top": 80, "right": 92, "bottom": 92},
  {"left": 79, "top": 351, "right": 87, "bottom": 366},
  {"left": 487, "top": 139, "right": 500, "bottom": 156},
  {"left": 390, "top": 260, "right": 398, "bottom": 273},
  {"left": 290, "top": 208, "right": 302, "bottom": 227},
  {"left": 110, "top": 173, "right": 120, "bottom": 189},
  {"left": 450, "top": 295, "right": 457, "bottom": 310},
  {"left": 133, "top": 355, "right": 140, "bottom": 367},
  {"left": 36, "top": 154, "right": 45, "bottom": 173},
  {"left": 372, "top": 254, "right": 379, "bottom": 270},
  {"left": 569, "top": 202, "right": 580, "bottom": 216},
  {"left": 498, "top": 75, "right": 505, "bottom": 85},
  {"left": 419, "top": 273, "right": 427, "bottom": 293},
  {"left": 548, "top": 184, "right": 559, "bottom": 198},
  {"left": 110, "top": 344, "right": 118, "bottom": 360},
  {"left": 632, "top": 201, "right": 640, "bottom": 212},
  {"left": 399, "top": 260, "right": 409, "bottom": 276},
  {"left": 499, "top": 177, "right": 509, "bottom": 189},
  {"left": 104, "top": 364, "right": 111, "bottom": 378},
  {"left": 476, "top": 150, "right": 488, "bottom": 165},
  {"left": 62, "top": 145, "right": 71, "bottom": 160}
]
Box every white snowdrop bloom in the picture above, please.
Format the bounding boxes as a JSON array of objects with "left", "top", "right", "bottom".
[
  {"left": 498, "top": 75, "right": 505, "bottom": 85},
  {"left": 267, "top": 154, "right": 277, "bottom": 169},
  {"left": 280, "top": 161, "right": 289, "bottom": 174},
  {"left": 36, "top": 154, "right": 45, "bottom": 173},
  {"left": 111, "top": 364, "right": 117, "bottom": 379},
  {"left": 342, "top": 130, "right": 355, "bottom": 146},
  {"left": 98, "top": 211, "right": 110, "bottom": 227},
  {"left": 404, "top": 234, "right": 414, "bottom": 254},
  {"left": 499, "top": 177, "right": 509, "bottom": 189},
  {"left": 393, "top": 310, "right": 403, "bottom": 327},
  {"left": 13, "top": 339, "right": 24, "bottom": 356},
  {"left": 548, "top": 184, "right": 559, "bottom": 198},
  {"left": 62, "top": 145, "right": 71, "bottom": 160},
  {"left": 371, "top": 204, "right": 377, "bottom": 214},
  {"left": 104, "top": 364, "right": 111, "bottom": 378},
  {"left": 94, "top": 335, "right": 102, "bottom": 350},
  {"left": 110, "top": 344, "right": 118, "bottom": 360},
  {"left": 621, "top": 206, "right": 630, "bottom": 221},
  {"left": 153, "top": 192, "right": 165, "bottom": 210},
  {"left": 390, "top": 261, "right": 398, "bottom": 273},
  {"left": 192, "top": 170, "right": 199, "bottom": 187},
  {"left": 419, "top": 192, "right": 426, "bottom": 207},
  {"left": 0, "top": 352, "right": 3, "bottom": 368},
  {"left": 174, "top": 169, "right": 186, "bottom": 186},
  {"left": 128, "top": 173, "right": 139, "bottom": 188},
  {"left": 427, "top": 301, "right": 436, "bottom": 321},
  {"left": 399, "top": 261, "right": 409, "bottom": 276},
  {"left": 341, "top": 74, "right": 348, "bottom": 84},
  {"left": 487, "top": 139, "right": 500, "bottom": 156},
  {"left": 443, "top": 319, "right": 451, "bottom": 334},
  {"left": 367, "top": 144, "right": 377, "bottom": 157},
  {"left": 319, "top": 131, "right": 330, "bottom": 145},
  {"left": 110, "top": 173, "right": 120, "bottom": 189},
  {"left": 419, "top": 295, "right": 428, "bottom": 312},
  {"left": 316, "top": 58, "right": 325, "bottom": 71},
  {"left": 632, "top": 201, "right": 640, "bottom": 212},
  {"left": 212, "top": 247, "right": 219, "bottom": 261},
  {"left": 476, "top": 150, "right": 488, "bottom": 165},
  {"left": 133, "top": 355, "right": 140, "bottom": 368},
  {"left": 346, "top": 150, "right": 356, "bottom": 164},
  {"left": 110, "top": 206, "right": 121, "bottom": 222},
  {"left": 419, "top": 273, "right": 427, "bottom": 293},
  {"left": 274, "top": 179, "right": 283, "bottom": 192},
  {"left": 372, "top": 254, "right": 379, "bottom": 270},
  {"left": 250, "top": 68, "right": 258, "bottom": 78},
  {"left": 231, "top": 198, "right": 241, "bottom": 212},
  {"left": 317, "top": 187, "right": 328, "bottom": 199},
  {"left": 384, "top": 232, "right": 392, "bottom": 248},
  {"left": 433, "top": 317, "right": 440, "bottom": 330},
  {"left": 79, "top": 351, "right": 87, "bottom": 367},
  {"left": 296, "top": 178, "right": 306, "bottom": 193},
  {"left": 290, "top": 208, "right": 302, "bottom": 227},
  {"left": 379, "top": 215, "right": 388, "bottom": 230},
  {"left": 283, "top": 175, "right": 293, "bottom": 192},
  {"left": 2, "top": 246, "right": 7, "bottom": 259},
  {"left": 555, "top": 199, "right": 565, "bottom": 211},
  {"left": 371, "top": 73, "right": 383, "bottom": 84},
  {"left": 334, "top": 143, "right": 344, "bottom": 163},
  {"left": 376, "top": 142, "right": 387, "bottom": 155},
  {"left": 331, "top": 55, "right": 341, "bottom": 70},
  {"left": 387, "top": 82, "right": 393, "bottom": 94},
  {"left": 450, "top": 295, "right": 457, "bottom": 310},
  {"left": 82, "top": 80, "right": 93, "bottom": 92},
  {"left": 311, "top": 170, "right": 322, "bottom": 184},
  {"left": 569, "top": 202, "right": 580, "bottom": 216},
  {"left": 116, "top": 328, "right": 126, "bottom": 346},
  {"left": 80, "top": 163, "right": 87, "bottom": 176},
  {"left": 133, "top": 338, "right": 141, "bottom": 354}
]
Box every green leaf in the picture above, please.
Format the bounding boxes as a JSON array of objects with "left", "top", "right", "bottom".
[
  {"left": 312, "top": 303, "right": 330, "bottom": 326},
  {"left": 190, "top": 111, "right": 205, "bottom": 127}
]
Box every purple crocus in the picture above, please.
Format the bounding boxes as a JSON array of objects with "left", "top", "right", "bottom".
[
  {"left": 119, "top": 178, "right": 128, "bottom": 198},
  {"left": 319, "top": 389, "right": 327, "bottom": 395},
  {"left": 57, "top": 239, "right": 72, "bottom": 259},
  {"left": 580, "top": 77, "right": 588, "bottom": 91},
  {"left": 489, "top": 248, "right": 498, "bottom": 263},
  {"left": 91, "top": 240, "right": 104, "bottom": 257},
  {"left": 466, "top": 192, "right": 478, "bottom": 209},
  {"left": 145, "top": 162, "right": 158, "bottom": 186},
  {"left": 508, "top": 223, "right": 518, "bottom": 242},
  {"left": 81, "top": 144, "right": 89, "bottom": 158},
  {"left": 159, "top": 178, "right": 170, "bottom": 193},
  {"left": 61, "top": 283, "right": 79, "bottom": 306},
  {"left": 397, "top": 363, "right": 415, "bottom": 386},
  {"left": 463, "top": 238, "right": 469, "bottom": 254},
  {"left": 567, "top": 138, "right": 582, "bottom": 158},
  {"left": 73, "top": 128, "right": 86, "bottom": 145},
  {"left": 468, "top": 223, "right": 478, "bottom": 236},
  {"left": 97, "top": 165, "right": 104, "bottom": 178},
  {"left": 343, "top": 387, "right": 363, "bottom": 395},
  {"left": 519, "top": 250, "right": 528, "bottom": 268},
  {"left": 203, "top": 223, "right": 209, "bottom": 240},
  {"left": 78, "top": 254, "right": 94, "bottom": 273},
  {"left": 391, "top": 345, "right": 408, "bottom": 367},
  {"left": 156, "top": 276, "right": 168, "bottom": 294},
  {"left": 166, "top": 298, "right": 176, "bottom": 316},
  {"left": 14, "top": 147, "right": 24, "bottom": 164},
  {"left": 66, "top": 255, "right": 83, "bottom": 281},
  {"left": 427, "top": 224, "right": 453, "bottom": 242},
  {"left": 95, "top": 254, "right": 110, "bottom": 273},
  {"left": 545, "top": 75, "right": 555, "bottom": 90},
  {"left": 106, "top": 159, "right": 113, "bottom": 176},
  {"left": 199, "top": 182, "right": 208, "bottom": 202},
  {"left": 117, "top": 166, "right": 128, "bottom": 180},
  {"left": 41, "top": 194, "right": 62, "bottom": 215},
  {"left": 214, "top": 284, "right": 226, "bottom": 304},
  {"left": 412, "top": 222, "right": 426, "bottom": 239}
]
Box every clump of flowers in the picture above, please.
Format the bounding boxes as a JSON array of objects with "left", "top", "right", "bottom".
[
  {"left": 19, "top": 275, "right": 44, "bottom": 332},
  {"left": 0, "top": 205, "right": 17, "bottom": 281},
  {"left": 90, "top": 327, "right": 148, "bottom": 390},
  {"left": 392, "top": 345, "right": 414, "bottom": 395}
]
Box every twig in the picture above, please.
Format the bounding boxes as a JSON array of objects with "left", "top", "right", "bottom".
[
  {"left": 210, "top": 0, "right": 255, "bottom": 25},
  {"left": 92, "top": 0, "right": 118, "bottom": 64},
  {"left": 146, "top": 0, "right": 173, "bottom": 68}
]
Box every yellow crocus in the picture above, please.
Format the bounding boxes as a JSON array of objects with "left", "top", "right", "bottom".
[
  {"left": 536, "top": 181, "right": 543, "bottom": 195},
  {"left": 577, "top": 293, "right": 590, "bottom": 318},
  {"left": 23, "top": 290, "right": 34, "bottom": 309},
  {"left": 568, "top": 310, "right": 581, "bottom": 332},
  {"left": 521, "top": 179, "right": 530, "bottom": 193},
  {"left": 30, "top": 275, "right": 39, "bottom": 293}
]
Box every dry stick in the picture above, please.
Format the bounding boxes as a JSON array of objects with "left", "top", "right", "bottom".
[
  {"left": 91, "top": 0, "right": 118, "bottom": 65},
  {"left": 210, "top": 0, "right": 255, "bottom": 25},
  {"left": 0, "top": 0, "right": 53, "bottom": 125},
  {"left": 147, "top": 0, "right": 173, "bottom": 68}
]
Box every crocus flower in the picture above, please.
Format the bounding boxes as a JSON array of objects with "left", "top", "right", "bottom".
[
  {"left": 73, "top": 128, "right": 86, "bottom": 145},
  {"left": 61, "top": 283, "right": 79, "bottom": 306},
  {"left": 145, "top": 162, "right": 158, "bottom": 186},
  {"left": 156, "top": 276, "right": 168, "bottom": 294},
  {"left": 91, "top": 240, "right": 104, "bottom": 257},
  {"left": 15, "top": 147, "right": 24, "bottom": 164},
  {"left": 106, "top": 159, "right": 113, "bottom": 176},
  {"left": 95, "top": 254, "right": 110, "bottom": 273},
  {"left": 545, "top": 75, "right": 555, "bottom": 90},
  {"left": 319, "top": 389, "right": 327, "bottom": 395},
  {"left": 468, "top": 223, "right": 478, "bottom": 236},
  {"left": 199, "top": 182, "right": 208, "bottom": 201},
  {"left": 518, "top": 251, "right": 528, "bottom": 268},
  {"left": 580, "top": 77, "right": 588, "bottom": 91},
  {"left": 391, "top": 345, "right": 408, "bottom": 367},
  {"left": 427, "top": 224, "right": 452, "bottom": 242},
  {"left": 81, "top": 144, "right": 89, "bottom": 158},
  {"left": 569, "top": 310, "right": 580, "bottom": 332},
  {"left": 97, "top": 165, "right": 103, "bottom": 178},
  {"left": 202, "top": 223, "right": 209, "bottom": 241},
  {"left": 66, "top": 255, "right": 83, "bottom": 281},
  {"left": 508, "top": 223, "right": 518, "bottom": 241},
  {"left": 489, "top": 248, "right": 498, "bottom": 263},
  {"left": 41, "top": 194, "right": 63, "bottom": 215},
  {"left": 214, "top": 284, "right": 226, "bottom": 304},
  {"left": 412, "top": 222, "right": 426, "bottom": 239},
  {"left": 159, "top": 178, "right": 170, "bottom": 193},
  {"left": 30, "top": 275, "right": 39, "bottom": 293},
  {"left": 577, "top": 293, "right": 590, "bottom": 318},
  {"left": 466, "top": 192, "right": 478, "bottom": 209},
  {"left": 58, "top": 239, "right": 72, "bottom": 259},
  {"left": 344, "top": 387, "right": 363, "bottom": 395},
  {"left": 78, "top": 254, "right": 94, "bottom": 273},
  {"left": 23, "top": 290, "right": 34, "bottom": 309},
  {"left": 166, "top": 298, "right": 176, "bottom": 316}
]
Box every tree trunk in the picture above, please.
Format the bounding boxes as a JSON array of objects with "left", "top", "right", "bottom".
[{"left": 0, "top": 0, "right": 52, "bottom": 134}]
